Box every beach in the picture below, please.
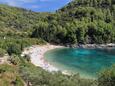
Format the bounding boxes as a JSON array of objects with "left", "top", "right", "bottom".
[{"left": 22, "top": 44, "right": 64, "bottom": 72}]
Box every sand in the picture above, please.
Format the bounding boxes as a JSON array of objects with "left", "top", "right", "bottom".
[{"left": 22, "top": 44, "right": 64, "bottom": 72}]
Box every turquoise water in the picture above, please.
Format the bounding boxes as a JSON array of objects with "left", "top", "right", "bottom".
[{"left": 44, "top": 48, "right": 115, "bottom": 79}]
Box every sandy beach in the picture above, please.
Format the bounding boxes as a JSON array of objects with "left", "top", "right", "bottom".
[
  {"left": 22, "top": 44, "right": 64, "bottom": 72},
  {"left": 21, "top": 43, "right": 115, "bottom": 79}
]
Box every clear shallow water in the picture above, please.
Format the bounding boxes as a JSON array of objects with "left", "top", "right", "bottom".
[{"left": 44, "top": 48, "right": 115, "bottom": 79}]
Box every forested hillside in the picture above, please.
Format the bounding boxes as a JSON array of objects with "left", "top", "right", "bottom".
[
  {"left": 50, "top": 0, "right": 115, "bottom": 44},
  {"left": 0, "top": 4, "right": 49, "bottom": 38},
  {"left": 0, "top": 0, "right": 115, "bottom": 86},
  {"left": 0, "top": 4, "right": 49, "bottom": 30},
  {"left": 0, "top": 0, "right": 115, "bottom": 44},
  {"left": 32, "top": 0, "right": 115, "bottom": 44}
]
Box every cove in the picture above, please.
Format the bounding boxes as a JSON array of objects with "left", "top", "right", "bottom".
[{"left": 44, "top": 48, "right": 115, "bottom": 79}]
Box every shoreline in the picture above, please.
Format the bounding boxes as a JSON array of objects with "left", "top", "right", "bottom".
[
  {"left": 21, "top": 43, "right": 115, "bottom": 79},
  {"left": 22, "top": 44, "right": 64, "bottom": 72},
  {"left": 70, "top": 43, "right": 115, "bottom": 49}
]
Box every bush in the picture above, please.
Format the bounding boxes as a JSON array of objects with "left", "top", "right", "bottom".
[
  {"left": 7, "top": 44, "right": 21, "bottom": 56},
  {"left": 98, "top": 65, "right": 115, "bottom": 86},
  {"left": 0, "top": 64, "right": 24, "bottom": 86},
  {"left": 0, "top": 48, "right": 6, "bottom": 57}
]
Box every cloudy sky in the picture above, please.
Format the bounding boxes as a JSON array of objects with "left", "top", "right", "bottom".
[{"left": 0, "top": 0, "right": 71, "bottom": 12}]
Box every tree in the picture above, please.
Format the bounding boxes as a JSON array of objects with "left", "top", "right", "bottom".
[
  {"left": 87, "top": 23, "right": 97, "bottom": 43},
  {"left": 105, "top": 9, "right": 112, "bottom": 23},
  {"left": 7, "top": 44, "right": 21, "bottom": 56}
]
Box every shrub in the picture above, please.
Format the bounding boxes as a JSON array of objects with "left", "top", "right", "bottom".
[
  {"left": 98, "top": 65, "right": 115, "bottom": 86},
  {"left": 7, "top": 44, "right": 21, "bottom": 56},
  {"left": 0, "top": 48, "right": 6, "bottom": 57}
]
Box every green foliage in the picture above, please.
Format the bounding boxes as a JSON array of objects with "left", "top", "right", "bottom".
[
  {"left": 98, "top": 65, "right": 115, "bottom": 86},
  {"left": 0, "top": 55, "right": 97, "bottom": 86},
  {"left": 0, "top": 38, "right": 46, "bottom": 55},
  {"left": 0, "top": 4, "right": 49, "bottom": 32},
  {"left": 0, "top": 0, "right": 115, "bottom": 85},
  {"left": 0, "top": 64, "right": 24, "bottom": 86},
  {"left": 0, "top": 0, "right": 115, "bottom": 45},
  {"left": 7, "top": 44, "right": 21, "bottom": 56},
  {"left": 18, "top": 57, "right": 96, "bottom": 86},
  {"left": 8, "top": 55, "right": 22, "bottom": 65},
  {"left": 31, "top": 0, "right": 115, "bottom": 44},
  {"left": 0, "top": 48, "right": 6, "bottom": 57}
]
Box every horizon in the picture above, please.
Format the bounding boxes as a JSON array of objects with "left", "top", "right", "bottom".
[{"left": 0, "top": 0, "right": 71, "bottom": 12}]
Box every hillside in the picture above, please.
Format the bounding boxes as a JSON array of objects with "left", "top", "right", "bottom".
[
  {"left": 58, "top": 0, "right": 115, "bottom": 24},
  {"left": 57, "top": 0, "right": 115, "bottom": 43},
  {"left": 0, "top": 4, "right": 49, "bottom": 37},
  {"left": 0, "top": 0, "right": 115, "bottom": 86},
  {"left": 32, "top": 0, "right": 115, "bottom": 44},
  {"left": 0, "top": 0, "right": 115, "bottom": 44}
]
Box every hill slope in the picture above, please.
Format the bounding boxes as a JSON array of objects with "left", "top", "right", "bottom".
[
  {"left": 58, "top": 0, "right": 115, "bottom": 23},
  {"left": 0, "top": 0, "right": 115, "bottom": 44},
  {"left": 32, "top": 0, "right": 115, "bottom": 44},
  {"left": 0, "top": 4, "right": 49, "bottom": 31}
]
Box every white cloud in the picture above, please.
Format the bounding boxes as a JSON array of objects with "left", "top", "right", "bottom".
[
  {"left": 18, "top": 0, "right": 37, "bottom": 3},
  {"left": 0, "top": 0, "right": 37, "bottom": 7},
  {"left": 6, "top": 1, "right": 18, "bottom": 6},
  {"left": 39, "top": 0, "right": 53, "bottom": 1},
  {"left": 31, "top": 5, "right": 40, "bottom": 8},
  {"left": 0, "top": 0, "right": 55, "bottom": 7},
  {"left": 0, "top": 0, "right": 72, "bottom": 12}
]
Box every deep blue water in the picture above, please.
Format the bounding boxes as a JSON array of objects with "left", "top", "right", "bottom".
[{"left": 44, "top": 48, "right": 115, "bottom": 78}]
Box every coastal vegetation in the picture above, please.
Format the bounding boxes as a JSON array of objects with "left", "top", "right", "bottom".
[
  {"left": 32, "top": 0, "right": 115, "bottom": 44},
  {"left": 98, "top": 65, "right": 115, "bottom": 86},
  {"left": 0, "top": 0, "right": 115, "bottom": 86},
  {"left": 0, "top": 64, "right": 24, "bottom": 86},
  {"left": 0, "top": 0, "right": 115, "bottom": 45}
]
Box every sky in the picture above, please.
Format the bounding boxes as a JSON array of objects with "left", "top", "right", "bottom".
[{"left": 0, "top": 0, "right": 71, "bottom": 12}]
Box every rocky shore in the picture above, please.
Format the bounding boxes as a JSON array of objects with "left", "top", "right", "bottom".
[{"left": 68, "top": 43, "right": 115, "bottom": 49}]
